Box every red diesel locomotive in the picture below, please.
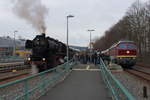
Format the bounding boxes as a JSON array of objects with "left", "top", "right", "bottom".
[{"left": 102, "top": 41, "right": 137, "bottom": 68}]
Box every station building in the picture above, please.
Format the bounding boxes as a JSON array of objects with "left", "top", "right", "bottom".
[
  {"left": 0, "top": 36, "right": 31, "bottom": 57},
  {"left": 0, "top": 37, "right": 14, "bottom": 57}
]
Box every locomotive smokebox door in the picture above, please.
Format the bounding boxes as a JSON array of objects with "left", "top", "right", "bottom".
[{"left": 25, "top": 40, "right": 33, "bottom": 49}]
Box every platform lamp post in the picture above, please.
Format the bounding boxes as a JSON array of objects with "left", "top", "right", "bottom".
[
  {"left": 66, "top": 15, "right": 74, "bottom": 64},
  {"left": 87, "top": 29, "right": 95, "bottom": 51},
  {"left": 13, "top": 30, "right": 18, "bottom": 56},
  {"left": 87, "top": 29, "right": 95, "bottom": 63}
]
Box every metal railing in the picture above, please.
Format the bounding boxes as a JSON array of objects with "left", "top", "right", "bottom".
[
  {"left": 0, "top": 60, "right": 76, "bottom": 100},
  {"left": 99, "top": 58, "right": 135, "bottom": 100}
]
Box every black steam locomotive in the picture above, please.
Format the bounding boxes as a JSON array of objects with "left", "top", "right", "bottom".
[{"left": 25, "top": 33, "right": 75, "bottom": 72}]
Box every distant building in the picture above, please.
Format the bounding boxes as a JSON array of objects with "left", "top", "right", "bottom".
[
  {"left": 0, "top": 36, "right": 27, "bottom": 57},
  {"left": 0, "top": 37, "right": 14, "bottom": 57},
  {"left": 15, "top": 39, "right": 31, "bottom": 57}
]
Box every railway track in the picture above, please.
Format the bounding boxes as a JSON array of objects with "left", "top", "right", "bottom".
[
  {"left": 0, "top": 69, "right": 31, "bottom": 84},
  {"left": 125, "top": 66, "right": 150, "bottom": 81},
  {"left": 136, "top": 63, "right": 150, "bottom": 69},
  {"left": 0, "top": 62, "right": 30, "bottom": 73},
  {"left": 0, "top": 62, "right": 31, "bottom": 84}
]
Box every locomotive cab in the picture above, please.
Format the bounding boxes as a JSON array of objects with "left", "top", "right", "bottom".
[
  {"left": 102, "top": 41, "right": 137, "bottom": 68},
  {"left": 116, "top": 42, "right": 137, "bottom": 67}
]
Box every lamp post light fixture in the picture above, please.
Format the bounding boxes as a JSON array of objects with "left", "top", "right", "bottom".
[
  {"left": 66, "top": 15, "right": 74, "bottom": 63},
  {"left": 13, "top": 30, "right": 18, "bottom": 56},
  {"left": 87, "top": 29, "right": 95, "bottom": 51}
]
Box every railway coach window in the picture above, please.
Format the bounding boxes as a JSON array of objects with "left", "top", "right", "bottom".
[{"left": 118, "top": 44, "right": 126, "bottom": 49}]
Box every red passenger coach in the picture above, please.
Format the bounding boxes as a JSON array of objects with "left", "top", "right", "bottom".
[{"left": 102, "top": 41, "right": 137, "bottom": 68}]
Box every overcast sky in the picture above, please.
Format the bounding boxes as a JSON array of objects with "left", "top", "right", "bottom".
[{"left": 0, "top": 0, "right": 148, "bottom": 46}]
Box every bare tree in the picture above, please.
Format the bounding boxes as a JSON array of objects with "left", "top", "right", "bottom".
[{"left": 93, "top": 0, "right": 150, "bottom": 63}]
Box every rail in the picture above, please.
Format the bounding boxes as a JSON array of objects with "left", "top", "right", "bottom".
[
  {"left": 0, "top": 56, "right": 24, "bottom": 63},
  {"left": 99, "top": 58, "right": 135, "bottom": 100},
  {"left": 0, "top": 60, "right": 76, "bottom": 100},
  {"left": 0, "top": 64, "right": 29, "bottom": 73}
]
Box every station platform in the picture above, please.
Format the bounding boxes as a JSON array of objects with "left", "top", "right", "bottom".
[{"left": 39, "top": 64, "right": 111, "bottom": 100}]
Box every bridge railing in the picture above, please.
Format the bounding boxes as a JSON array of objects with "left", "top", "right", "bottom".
[
  {"left": 0, "top": 60, "right": 76, "bottom": 100},
  {"left": 99, "top": 58, "right": 135, "bottom": 100}
]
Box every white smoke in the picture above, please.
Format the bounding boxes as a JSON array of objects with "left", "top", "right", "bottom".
[
  {"left": 31, "top": 64, "right": 39, "bottom": 74},
  {"left": 13, "top": 0, "right": 48, "bottom": 33}
]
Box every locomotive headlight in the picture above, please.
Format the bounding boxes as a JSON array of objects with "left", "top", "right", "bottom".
[
  {"left": 27, "top": 58, "right": 31, "bottom": 61},
  {"left": 42, "top": 58, "right": 46, "bottom": 61},
  {"left": 126, "top": 51, "right": 130, "bottom": 54}
]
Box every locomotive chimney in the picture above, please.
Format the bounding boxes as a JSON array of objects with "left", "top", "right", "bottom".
[{"left": 41, "top": 33, "right": 46, "bottom": 37}]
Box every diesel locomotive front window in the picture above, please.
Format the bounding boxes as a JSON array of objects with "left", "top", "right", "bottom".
[
  {"left": 127, "top": 44, "right": 136, "bottom": 49},
  {"left": 118, "top": 44, "right": 126, "bottom": 49}
]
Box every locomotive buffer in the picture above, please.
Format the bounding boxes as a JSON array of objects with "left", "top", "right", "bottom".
[{"left": 39, "top": 64, "right": 110, "bottom": 100}]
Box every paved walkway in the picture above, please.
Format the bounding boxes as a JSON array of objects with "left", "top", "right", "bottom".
[{"left": 39, "top": 64, "right": 111, "bottom": 100}]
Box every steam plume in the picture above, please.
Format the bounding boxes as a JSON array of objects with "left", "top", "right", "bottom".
[{"left": 13, "top": 0, "right": 48, "bottom": 33}]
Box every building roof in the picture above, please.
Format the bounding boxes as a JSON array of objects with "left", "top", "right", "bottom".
[
  {"left": 0, "top": 37, "right": 25, "bottom": 48},
  {"left": 69, "top": 45, "right": 88, "bottom": 51}
]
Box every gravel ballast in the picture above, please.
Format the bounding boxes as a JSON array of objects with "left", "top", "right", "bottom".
[{"left": 113, "top": 71, "right": 150, "bottom": 100}]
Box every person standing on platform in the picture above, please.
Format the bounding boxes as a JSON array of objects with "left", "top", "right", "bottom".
[{"left": 94, "top": 52, "right": 97, "bottom": 65}]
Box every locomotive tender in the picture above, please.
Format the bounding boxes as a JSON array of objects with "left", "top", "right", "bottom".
[
  {"left": 25, "top": 33, "right": 74, "bottom": 72},
  {"left": 102, "top": 41, "right": 137, "bottom": 68}
]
